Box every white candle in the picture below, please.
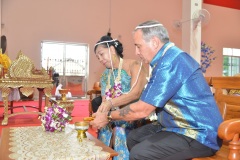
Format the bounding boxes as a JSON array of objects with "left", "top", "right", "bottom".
[{"left": 47, "top": 57, "right": 49, "bottom": 70}]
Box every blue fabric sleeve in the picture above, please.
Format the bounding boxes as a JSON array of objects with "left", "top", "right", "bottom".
[{"left": 141, "top": 52, "right": 200, "bottom": 108}]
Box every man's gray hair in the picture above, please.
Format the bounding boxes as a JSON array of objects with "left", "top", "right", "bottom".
[{"left": 134, "top": 20, "right": 169, "bottom": 43}]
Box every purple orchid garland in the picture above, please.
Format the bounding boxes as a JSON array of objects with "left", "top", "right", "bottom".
[
  {"left": 40, "top": 104, "right": 71, "bottom": 132},
  {"left": 105, "top": 81, "right": 122, "bottom": 99}
]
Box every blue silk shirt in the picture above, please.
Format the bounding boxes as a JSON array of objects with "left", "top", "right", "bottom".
[{"left": 140, "top": 42, "right": 223, "bottom": 150}]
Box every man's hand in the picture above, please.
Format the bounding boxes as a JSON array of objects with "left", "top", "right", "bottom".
[{"left": 90, "top": 111, "right": 109, "bottom": 129}]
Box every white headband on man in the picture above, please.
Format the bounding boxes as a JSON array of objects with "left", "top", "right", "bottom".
[
  {"left": 135, "top": 23, "right": 163, "bottom": 29},
  {"left": 95, "top": 39, "right": 117, "bottom": 47}
]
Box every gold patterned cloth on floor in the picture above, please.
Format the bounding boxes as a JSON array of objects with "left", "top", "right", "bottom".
[{"left": 8, "top": 126, "right": 110, "bottom": 160}]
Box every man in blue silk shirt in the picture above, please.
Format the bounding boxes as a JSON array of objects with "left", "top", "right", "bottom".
[{"left": 90, "top": 20, "right": 223, "bottom": 160}]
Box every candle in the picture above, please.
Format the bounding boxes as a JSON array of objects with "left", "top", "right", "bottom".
[{"left": 47, "top": 57, "right": 49, "bottom": 70}]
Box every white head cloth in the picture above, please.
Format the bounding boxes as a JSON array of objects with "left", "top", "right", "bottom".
[
  {"left": 135, "top": 23, "right": 163, "bottom": 29},
  {"left": 95, "top": 39, "right": 117, "bottom": 47}
]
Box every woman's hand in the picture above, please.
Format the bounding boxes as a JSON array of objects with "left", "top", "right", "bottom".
[
  {"left": 97, "top": 100, "right": 112, "bottom": 113},
  {"left": 90, "top": 112, "right": 109, "bottom": 129}
]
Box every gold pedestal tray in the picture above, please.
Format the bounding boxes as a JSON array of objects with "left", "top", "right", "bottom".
[
  {"left": 75, "top": 121, "right": 89, "bottom": 142},
  {"left": 58, "top": 100, "right": 74, "bottom": 116},
  {"left": 59, "top": 89, "right": 69, "bottom": 101},
  {"left": 50, "top": 88, "right": 74, "bottom": 118}
]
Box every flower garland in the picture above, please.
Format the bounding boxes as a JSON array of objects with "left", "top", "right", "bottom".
[
  {"left": 40, "top": 104, "right": 71, "bottom": 132},
  {"left": 105, "top": 58, "right": 123, "bottom": 101},
  {"left": 201, "top": 42, "right": 216, "bottom": 73}
]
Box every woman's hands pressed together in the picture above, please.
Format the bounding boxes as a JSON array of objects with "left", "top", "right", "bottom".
[
  {"left": 97, "top": 100, "right": 112, "bottom": 113},
  {"left": 90, "top": 111, "right": 109, "bottom": 129}
]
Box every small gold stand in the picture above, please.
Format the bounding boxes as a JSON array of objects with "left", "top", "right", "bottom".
[
  {"left": 59, "top": 89, "right": 69, "bottom": 101},
  {"left": 75, "top": 121, "right": 89, "bottom": 142},
  {"left": 56, "top": 89, "right": 74, "bottom": 119}
]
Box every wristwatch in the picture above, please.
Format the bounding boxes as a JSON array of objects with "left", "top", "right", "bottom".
[{"left": 107, "top": 110, "right": 113, "bottom": 122}]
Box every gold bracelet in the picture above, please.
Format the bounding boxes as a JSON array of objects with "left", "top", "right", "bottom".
[{"left": 107, "top": 110, "right": 113, "bottom": 122}]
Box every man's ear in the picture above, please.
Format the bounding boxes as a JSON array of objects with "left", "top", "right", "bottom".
[{"left": 151, "top": 36, "right": 160, "bottom": 50}]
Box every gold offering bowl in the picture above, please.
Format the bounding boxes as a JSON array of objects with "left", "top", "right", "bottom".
[
  {"left": 75, "top": 121, "right": 89, "bottom": 142},
  {"left": 59, "top": 89, "right": 70, "bottom": 101}
]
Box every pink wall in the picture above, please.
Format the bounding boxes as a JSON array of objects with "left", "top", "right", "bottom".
[
  {"left": 202, "top": 4, "right": 240, "bottom": 76},
  {"left": 1, "top": 0, "right": 239, "bottom": 90},
  {"left": 1, "top": 0, "right": 182, "bottom": 90}
]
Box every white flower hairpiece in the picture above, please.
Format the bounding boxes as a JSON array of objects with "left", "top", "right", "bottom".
[{"left": 114, "top": 41, "right": 118, "bottom": 47}]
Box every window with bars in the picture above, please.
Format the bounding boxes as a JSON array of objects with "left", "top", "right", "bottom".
[
  {"left": 41, "top": 41, "right": 89, "bottom": 97},
  {"left": 223, "top": 48, "right": 240, "bottom": 76}
]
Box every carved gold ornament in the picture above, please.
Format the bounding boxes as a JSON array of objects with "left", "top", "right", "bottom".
[{"left": 20, "top": 87, "right": 34, "bottom": 97}]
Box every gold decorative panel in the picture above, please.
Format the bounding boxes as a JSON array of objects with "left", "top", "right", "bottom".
[
  {"left": 0, "top": 51, "right": 53, "bottom": 125},
  {"left": 8, "top": 51, "right": 50, "bottom": 80}
]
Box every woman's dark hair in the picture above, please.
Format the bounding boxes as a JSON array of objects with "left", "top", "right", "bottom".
[
  {"left": 1, "top": 35, "right": 7, "bottom": 54},
  {"left": 94, "top": 35, "right": 124, "bottom": 58}
]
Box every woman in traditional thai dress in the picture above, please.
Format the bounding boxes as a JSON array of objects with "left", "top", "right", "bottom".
[{"left": 94, "top": 35, "right": 148, "bottom": 160}]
